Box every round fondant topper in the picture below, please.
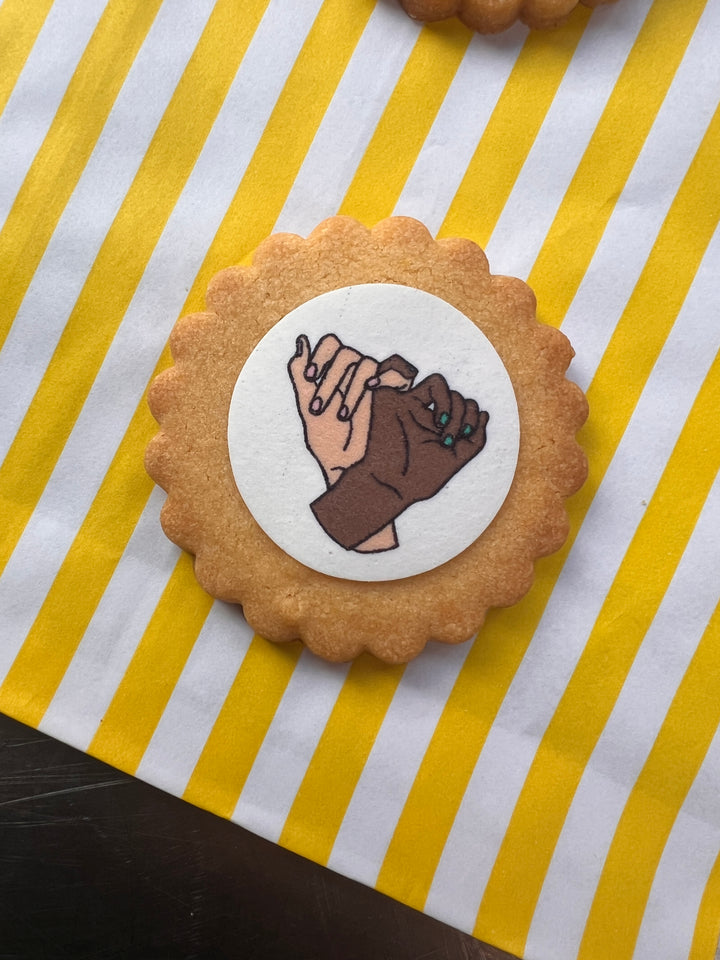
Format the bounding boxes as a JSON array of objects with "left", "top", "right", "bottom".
[{"left": 227, "top": 284, "right": 520, "bottom": 581}]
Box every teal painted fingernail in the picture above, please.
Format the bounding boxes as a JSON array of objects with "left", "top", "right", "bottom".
[
  {"left": 462, "top": 424, "right": 472, "bottom": 436},
  {"left": 443, "top": 435, "right": 454, "bottom": 447},
  {"left": 439, "top": 412, "right": 450, "bottom": 426}
]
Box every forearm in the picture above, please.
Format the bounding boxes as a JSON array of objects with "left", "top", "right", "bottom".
[{"left": 311, "top": 467, "right": 403, "bottom": 551}]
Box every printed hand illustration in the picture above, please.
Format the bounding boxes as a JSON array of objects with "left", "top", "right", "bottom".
[
  {"left": 288, "top": 333, "right": 418, "bottom": 552},
  {"left": 311, "top": 374, "right": 489, "bottom": 551},
  {"left": 288, "top": 333, "right": 417, "bottom": 485}
]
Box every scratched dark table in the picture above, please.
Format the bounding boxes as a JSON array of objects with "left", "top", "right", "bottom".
[{"left": 0, "top": 712, "right": 517, "bottom": 960}]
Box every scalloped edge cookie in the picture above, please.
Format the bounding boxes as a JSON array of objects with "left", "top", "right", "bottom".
[
  {"left": 399, "top": 0, "right": 618, "bottom": 33},
  {"left": 145, "top": 216, "right": 588, "bottom": 664}
]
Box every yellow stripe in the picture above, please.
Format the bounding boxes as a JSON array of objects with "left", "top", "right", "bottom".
[
  {"left": 339, "top": 18, "right": 472, "bottom": 224},
  {"left": 374, "top": 585, "right": 559, "bottom": 907},
  {"left": 0, "top": 0, "right": 54, "bottom": 117},
  {"left": 579, "top": 593, "right": 720, "bottom": 959},
  {"left": 474, "top": 323, "right": 720, "bottom": 950},
  {"left": 569, "top": 102, "right": 720, "bottom": 518},
  {"left": 0, "top": 401, "right": 157, "bottom": 727},
  {"left": 377, "top": 96, "right": 720, "bottom": 914},
  {"left": 183, "top": 638, "right": 302, "bottom": 818},
  {"left": 0, "top": 0, "right": 269, "bottom": 578},
  {"left": 86, "top": 553, "right": 213, "bottom": 772},
  {"left": 440, "top": 6, "right": 589, "bottom": 248},
  {"left": 528, "top": 0, "right": 708, "bottom": 320},
  {"left": 179, "top": 0, "right": 376, "bottom": 307},
  {"left": 278, "top": 658, "right": 404, "bottom": 864},
  {"left": 0, "top": 0, "right": 163, "bottom": 348},
  {"left": 0, "top": 0, "right": 271, "bottom": 718},
  {"left": 0, "top": 0, "right": 375, "bottom": 765},
  {"left": 690, "top": 849, "right": 720, "bottom": 960}
]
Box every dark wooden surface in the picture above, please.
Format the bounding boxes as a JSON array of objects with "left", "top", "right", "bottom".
[{"left": 0, "top": 712, "right": 517, "bottom": 960}]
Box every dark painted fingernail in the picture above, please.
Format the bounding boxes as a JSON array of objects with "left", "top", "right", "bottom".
[
  {"left": 310, "top": 397, "right": 323, "bottom": 414},
  {"left": 366, "top": 376, "right": 381, "bottom": 388},
  {"left": 305, "top": 363, "right": 318, "bottom": 381},
  {"left": 443, "top": 435, "right": 454, "bottom": 447},
  {"left": 338, "top": 404, "right": 349, "bottom": 421},
  {"left": 295, "top": 337, "right": 304, "bottom": 357},
  {"left": 439, "top": 412, "right": 450, "bottom": 426},
  {"left": 462, "top": 424, "right": 473, "bottom": 437}
]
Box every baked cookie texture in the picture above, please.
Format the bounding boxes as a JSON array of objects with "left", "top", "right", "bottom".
[
  {"left": 145, "top": 217, "right": 588, "bottom": 664},
  {"left": 399, "top": 0, "right": 617, "bottom": 32}
]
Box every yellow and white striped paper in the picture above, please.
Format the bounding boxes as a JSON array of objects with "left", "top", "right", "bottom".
[{"left": 1, "top": 1, "right": 720, "bottom": 957}]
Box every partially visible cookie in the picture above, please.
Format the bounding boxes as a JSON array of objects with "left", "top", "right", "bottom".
[
  {"left": 399, "top": 0, "right": 618, "bottom": 33},
  {"left": 145, "top": 216, "right": 587, "bottom": 664}
]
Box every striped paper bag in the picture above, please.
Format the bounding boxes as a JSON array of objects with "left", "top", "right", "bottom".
[{"left": 1, "top": 1, "right": 719, "bottom": 957}]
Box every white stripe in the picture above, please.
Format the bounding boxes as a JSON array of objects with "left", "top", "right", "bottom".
[
  {"left": 484, "top": 0, "right": 652, "bottom": 278},
  {"left": 274, "top": 2, "right": 419, "bottom": 235},
  {"left": 135, "top": 602, "right": 253, "bottom": 796},
  {"left": 526, "top": 472, "right": 720, "bottom": 960},
  {"left": 422, "top": 230, "right": 720, "bottom": 933},
  {"left": 0, "top": 0, "right": 324, "bottom": 685},
  {"left": 231, "top": 651, "right": 350, "bottom": 841},
  {"left": 327, "top": 641, "right": 471, "bottom": 886},
  {"left": 0, "top": 0, "right": 215, "bottom": 457},
  {"left": 634, "top": 727, "right": 720, "bottom": 960},
  {"left": 392, "top": 27, "right": 525, "bottom": 234},
  {"left": 0, "top": 0, "right": 108, "bottom": 231},
  {"left": 561, "top": 0, "right": 720, "bottom": 391},
  {"left": 39, "top": 487, "right": 178, "bottom": 751}
]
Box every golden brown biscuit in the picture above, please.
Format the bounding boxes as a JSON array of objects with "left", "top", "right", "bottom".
[
  {"left": 399, "top": 0, "right": 618, "bottom": 33},
  {"left": 145, "top": 216, "right": 587, "bottom": 664}
]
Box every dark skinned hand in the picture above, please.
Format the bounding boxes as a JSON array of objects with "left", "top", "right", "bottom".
[{"left": 311, "top": 374, "right": 489, "bottom": 550}]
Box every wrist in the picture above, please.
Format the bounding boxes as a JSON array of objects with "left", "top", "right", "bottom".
[{"left": 354, "top": 522, "right": 398, "bottom": 553}]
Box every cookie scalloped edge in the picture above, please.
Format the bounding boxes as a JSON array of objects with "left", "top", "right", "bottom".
[
  {"left": 399, "top": 0, "right": 617, "bottom": 33},
  {"left": 145, "top": 216, "right": 588, "bottom": 664}
]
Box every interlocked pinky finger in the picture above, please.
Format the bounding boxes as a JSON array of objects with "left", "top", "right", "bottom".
[{"left": 341, "top": 356, "right": 379, "bottom": 420}]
